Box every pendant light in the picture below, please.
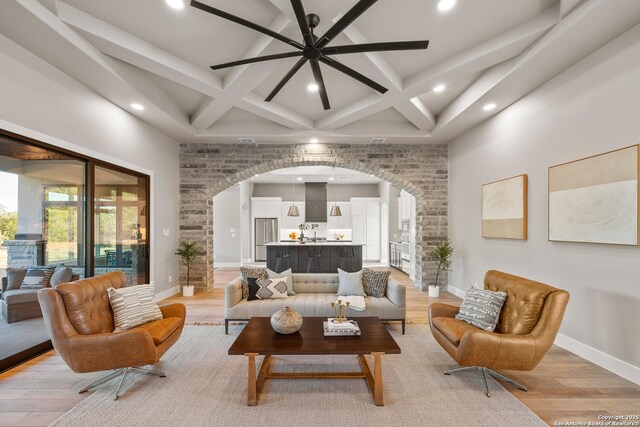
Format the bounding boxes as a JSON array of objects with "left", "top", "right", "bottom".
[
  {"left": 330, "top": 170, "right": 342, "bottom": 216},
  {"left": 287, "top": 176, "right": 300, "bottom": 217}
]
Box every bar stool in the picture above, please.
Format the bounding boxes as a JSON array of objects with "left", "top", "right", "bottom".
[
  {"left": 338, "top": 246, "right": 355, "bottom": 271},
  {"left": 306, "top": 246, "right": 323, "bottom": 273},
  {"left": 275, "top": 246, "right": 291, "bottom": 273}
]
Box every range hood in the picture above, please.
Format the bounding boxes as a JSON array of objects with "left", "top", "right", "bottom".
[{"left": 304, "top": 182, "right": 327, "bottom": 223}]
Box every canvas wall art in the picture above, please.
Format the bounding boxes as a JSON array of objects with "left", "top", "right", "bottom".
[
  {"left": 548, "top": 145, "right": 639, "bottom": 245},
  {"left": 482, "top": 174, "right": 528, "bottom": 240}
]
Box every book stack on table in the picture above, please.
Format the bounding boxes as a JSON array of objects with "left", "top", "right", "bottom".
[{"left": 323, "top": 319, "right": 361, "bottom": 336}]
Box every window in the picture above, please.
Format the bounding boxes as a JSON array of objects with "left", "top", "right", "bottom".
[{"left": 0, "top": 130, "right": 150, "bottom": 371}]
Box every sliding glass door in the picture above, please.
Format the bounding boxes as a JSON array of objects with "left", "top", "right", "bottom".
[
  {"left": 0, "top": 130, "right": 150, "bottom": 371},
  {"left": 94, "top": 166, "right": 148, "bottom": 285}
]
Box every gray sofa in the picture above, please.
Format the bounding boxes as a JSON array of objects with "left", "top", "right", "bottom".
[
  {"left": 225, "top": 273, "right": 406, "bottom": 334},
  {"left": 1, "top": 268, "right": 78, "bottom": 323}
]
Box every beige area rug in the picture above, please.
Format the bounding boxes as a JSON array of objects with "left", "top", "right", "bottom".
[{"left": 52, "top": 324, "right": 544, "bottom": 427}]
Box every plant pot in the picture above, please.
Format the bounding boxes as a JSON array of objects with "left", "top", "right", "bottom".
[
  {"left": 428, "top": 285, "right": 440, "bottom": 298},
  {"left": 182, "top": 285, "right": 194, "bottom": 297}
]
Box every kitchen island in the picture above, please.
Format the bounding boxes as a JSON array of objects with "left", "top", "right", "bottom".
[{"left": 265, "top": 242, "right": 363, "bottom": 273}]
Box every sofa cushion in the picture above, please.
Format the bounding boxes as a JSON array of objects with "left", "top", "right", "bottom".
[
  {"left": 50, "top": 265, "right": 74, "bottom": 287},
  {"left": 240, "top": 267, "right": 267, "bottom": 299},
  {"left": 3, "top": 289, "right": 39, "bottom": 305},
  {"left": 21, "top": 266, "right": 56, "bottom": 289},
  {"left": 292, "top": 274, "right": 338, "bottom": 294},
  {"left": 362, "top": 269, "right": 391, "bottom": 298},
  {"left": 6, "top": 268, "right": 27, "bottom": 291},
  {"left": 337, "top": 269, "right": 365, "bottom": 296},
  {"left": 432, "top": 317, "right": 479, "bottom": 346},
  {"left": 267, "top": 268, "right": 295, "bottom": 295},
  {"left": 256, "top": 277, "right": 288, "bottom": 300},
  {"left": 133, "top": 317, "right": 182, "bottom": 345},
  {"left": 107, "top": 284, "right": 163, "bottom": 332},
  {"left": 225, "top": 293, "right": 405, "bottom": 320}
]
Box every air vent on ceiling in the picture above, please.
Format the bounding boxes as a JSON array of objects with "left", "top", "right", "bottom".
[
  {"left": 239, "top": 137, "right": 256, "bottom": 145},
  {"left": 370, "top": 137, "right": 386, "bottom": 144}
]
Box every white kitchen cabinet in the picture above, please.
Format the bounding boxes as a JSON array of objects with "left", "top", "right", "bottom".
[
  {"left": 397, "top": 197, "right": 403, "bottom": 229},
  {"left": 351, "top": 198, "right": 380, "bottom": 261},
  {"left": 252, "top": 197, "right": 281, "bottom": 219}
]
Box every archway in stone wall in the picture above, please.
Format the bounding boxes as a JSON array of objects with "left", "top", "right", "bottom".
[
  {"left": 204, "top": 158, "right": 424, "bottom": 289},
  {"left": 178, "top": 143, "right": 448, "bottom": 292}
]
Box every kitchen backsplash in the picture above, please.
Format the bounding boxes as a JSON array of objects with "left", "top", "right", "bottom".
[{"left": 280, "top": 224, "right": 352, "bottom": 241}]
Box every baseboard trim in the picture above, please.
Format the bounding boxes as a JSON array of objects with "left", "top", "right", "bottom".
[
  {"left": 214, "top": 262, "right": 242, "bottom": 268},
  {"left": 554, "top": 333, "right": 639, "bottom": 385},
  {"left": 446, "top": 285, "right": 466, "bottom": 298},
  {"left": 155, "top": 286, "right": 180, "bottom": 301}
]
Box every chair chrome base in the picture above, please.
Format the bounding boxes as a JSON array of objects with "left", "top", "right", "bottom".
[
  {"left": 444, "top": 366, "right": 527, "bottom": 397},
  {"left": 79, "top": 366, "right": 166, "bottom": 400}
]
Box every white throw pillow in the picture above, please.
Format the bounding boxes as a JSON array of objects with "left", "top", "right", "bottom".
[
  {"left": 107, "top": 284, "right": 163, "bottom": 332},
  {"left": 337, "top": 269, "right": 365, "bottom": 296},
  {"left": 255, "top": 277, "right": 289, "bottom": 300},
  {"left": 267, "top": 268, "right": 295, "bottom": 295}
]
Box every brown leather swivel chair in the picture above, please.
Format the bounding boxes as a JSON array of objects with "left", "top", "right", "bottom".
[
  {"left": 429, "top": 270, "right": 569, "bottom": 396},
  {"left": 37, "top": 272, "right": 186, "bottom": 400}
]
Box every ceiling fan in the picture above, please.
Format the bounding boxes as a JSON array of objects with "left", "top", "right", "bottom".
[{"left": 190, "top": 0, "right": 429, "bottom": 110}]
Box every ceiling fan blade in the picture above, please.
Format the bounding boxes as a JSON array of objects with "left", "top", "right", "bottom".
[
  {"left": 290, "top": 0, "right": 314, "bottom": 46},
  {"left": 316, "top": 0, "right": 378, "bottom": 49},
  {"left": 318, "top": 56, "right": 387, "bottom": 94},
  {"left": 310, "top": 60, "right": 330, "bottom": 110},
  {"left": 322, "top": 40, "right": 429, "bottom": 55},
  {"left": 210, "top": 51, "right": 303, "bottom": 70},
  {"left": 190, "top": 0, "right": 304, "bottom": 50},
  {"left": 265, "top": 58, "right": 308, "bottom": 102}
]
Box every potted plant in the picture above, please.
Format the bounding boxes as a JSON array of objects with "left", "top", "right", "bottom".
[
  {"left": 298, "top": 223, "right": 310, "bottom": 243},
  {"left": 429, "top": 240, "right": 453, "bottom": 298},
  {"left": 175, "top": 240, "right": 198, "bottom": 297}
]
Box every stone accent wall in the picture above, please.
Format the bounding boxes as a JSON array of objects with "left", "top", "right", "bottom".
[
  {"left": 3, "top": 240, "right": 45, "bottom": 268},
  {"left": 179, "top": 143, "right": 448, "bottom": 290}
]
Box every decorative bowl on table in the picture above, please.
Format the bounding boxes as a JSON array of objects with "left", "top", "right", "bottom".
[{"left": 271, "top": 307, "right": 303, "bottom": 334}]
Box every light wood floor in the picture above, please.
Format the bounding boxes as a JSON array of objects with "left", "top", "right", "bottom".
[{"left": 0, "top": 268, "right": 637, "bottom": 426}]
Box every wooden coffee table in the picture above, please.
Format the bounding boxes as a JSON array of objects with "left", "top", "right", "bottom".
[{"left": 228, "top": 317, "right": 401, "bottom": 406}]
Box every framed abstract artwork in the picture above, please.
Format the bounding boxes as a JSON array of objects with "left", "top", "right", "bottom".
[
  {"left": 482, "top": 174, "right": 528, "bottom": 240},
  {"left": 548, "top": 145, "right": 639, "bottom": 245}
]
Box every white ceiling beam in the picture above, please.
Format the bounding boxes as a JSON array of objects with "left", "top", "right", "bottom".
[
  {"left": 2, "top": 0, "right": 194, "bottom": 140},
  {"left": 238, "top": 93, "right": 314, "bottom": 129},
  {"left": 317, "top": 5, "right": 558, "bottom": 132},
  {"left": 197, "top": 122, "right": 427, "bottom": 138},
  {"left": 430, "top": 0, "right": 640, "bottom": 141},
  {"left": 58, "top": 3, "right": 311, "bottom": 132}
]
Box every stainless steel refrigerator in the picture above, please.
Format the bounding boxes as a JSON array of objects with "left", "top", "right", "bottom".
[{"left": 255, "top": 218, "right": 278, "bottom": 262}]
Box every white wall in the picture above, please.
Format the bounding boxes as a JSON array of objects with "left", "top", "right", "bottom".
[
  {"left": 0, "top": 35, "right": 180, "bottom": 295},
  {"left": 213, "top": 185, "right": 241, "bottom": 266},
  {"left": 448, "top": 26, "right": 640, "bottom": 382}
]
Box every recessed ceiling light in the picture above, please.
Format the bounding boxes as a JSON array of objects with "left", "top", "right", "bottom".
[
  {"left": 329, "top": 177, "right": 334, "bottom": 181},
  {"left": 296, "top": 177, "right": 302, "bottom": 181},
  {"left": 437, "top": 0, "right": 457, "bottom": 12},
  {"left": 131, "top": 103, "right": 144, "bottom": 111},
  {"left": 433, "top": 84, "right": 446, "bottom": 93},
  {"left": 483, "top": 103, "right": 497, "bottom": 111},
  {"left": 307, "top": 83, "right": 319, "bottom": 92},
  {"left": 165, "top": 0, "right": 185, "bottom": 10},
  {"left": 254, "top": 174, "right": 259, "bottom": 177},
  {"left": 310, "top": 138, "right": 318, "bottom": 143}
]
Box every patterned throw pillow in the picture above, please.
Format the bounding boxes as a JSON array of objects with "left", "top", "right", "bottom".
[
  {"left": 20, "top": 266, "right": 56, "bottom": 289},
  {"left": 455, "top": 288, "right": 507, "bottom": 331},
  {"left": 240, "top": 267, "right": 267, "bottom": 299},
  {"left": 267, "top": 268, "right": 295, "bottom": 295},
  {"left": 255, "top": 277, "right": 289, "bottom": 300},
  {"left": 362, "top": 268, "right": 391, "bottom": 298},
  {"left": 107, "top": 284, "right": 163, "bottom": 332}
]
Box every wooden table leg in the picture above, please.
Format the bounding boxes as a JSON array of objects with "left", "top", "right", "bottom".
[
  {"left": 245, "top": 353, "right": 258, "bottom": 406},
  {"left": 256, "top": 355, "right": 272, "bottom": 393},
  {"left": 372, "top": 352, "right": 384, "bottom": 406}
]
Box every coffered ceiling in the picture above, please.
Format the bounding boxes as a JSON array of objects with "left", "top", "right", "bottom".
[{"left": 1, "top": 0, "right": 640, "bottom": 144}]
